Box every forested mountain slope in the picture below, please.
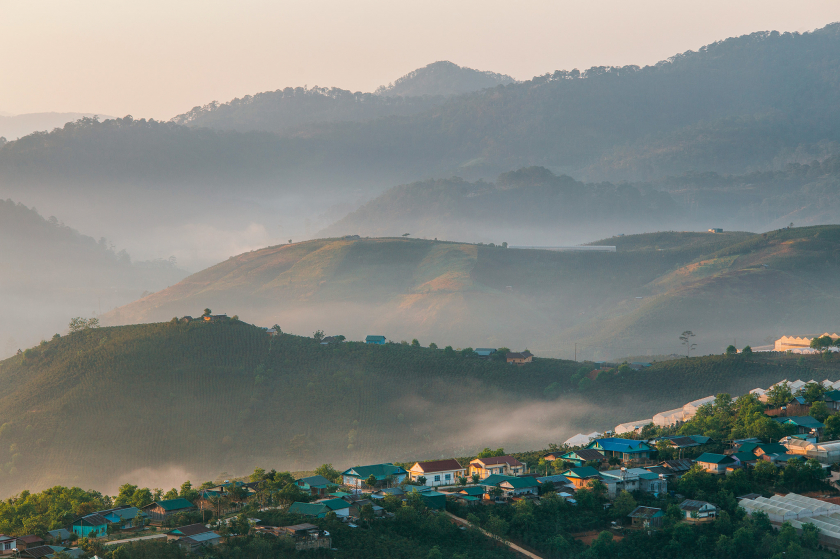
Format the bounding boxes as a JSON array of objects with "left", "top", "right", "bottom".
[
  {"left": 105, "top": 227, "right": 840, "bottom": 359},
  {"left": 318, "top": 168, "right": 680, "bottom": 244},
  {"left": 171, "top": 61, "right": 515, "bottom": 134},
  {"left": 0, "top": 200, "right": 187, "bottom": 358},
  {"left": 0, "top": 320, "right": 835, "bottom": 498},
  {"left": 321, "top": 158, "right": 840, "bottom": 243},
  {"left": 170, "top": 87, "right": 443, "bottom": 134}
]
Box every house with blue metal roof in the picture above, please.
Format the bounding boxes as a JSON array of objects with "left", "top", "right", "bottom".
[
  {"left": 341, "top": 463, "right": 407, "bottom": 488},
  {"left": 365, "top": 335, "right": 386, "bottom": 345},
  {"left": 774, "top": 415, "right": 825, "bottom": 436},
  {"left": 296, "top": 475, "right": 340, "bottom": 497},
  {"left": 498, "top": 477, "right": 540, "bottom": 497},
  {"left": 559, "top": 449, "right": 607, "bottom": 467},
  {"left": 71, "top": 514, "right": 108, "bottom": 537},
  {"left": 695, "top": 453, "right": 735, "bottom": 474},
  {"left": 585, "top": 438, "right": 652, "bottom": 462},
  {"left": 288, "top": 502, "right": 330, "bottom": 518},
  {"left": 477, "top": 474, "right": 517, "bottom": 488},
  {"left": 560, "top": 466, "right": 603, "bottom": 489},
  {"left": 141, "top": 498, "right": 197, "bottom": 523}
]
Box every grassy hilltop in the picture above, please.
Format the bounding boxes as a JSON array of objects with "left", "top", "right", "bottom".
[
  {"left": 107, "top": 226, "right": 840, "bottom": 359},
  {"left": 2, "top": 318, "right": 840, "bottom": 498}
]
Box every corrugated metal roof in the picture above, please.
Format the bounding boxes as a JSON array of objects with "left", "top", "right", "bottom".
[
  {"left": 169, "top": 524, "right": 211, "bottom": 537},
  {"left": 342, "top": 463, "right": 407, "bottom": 479},
  {"left": 411, "top": 459, "right": 464, "bottom": 473},
  {"left": 562, "top": 466, "right": 601, "bottom": 479},
  {"left": 148, "top": 498, "right": 195, "bottom": 512},
  {"left": 679, "top": 499, "right": 715, "bottom": 511},
  {"left": 588, "top": 438, "right": 651, "bottom": 452},
  {"left": 628, "top": 506, "right": 662, "bottom": 519},
  {"left": 562, "top": 449, "right": 606, "bottom": 461},
  {"left": 696, "top": 453, "right": 734, "bottom": 464},
  {"left": 500, "top": 477, "right": 540, "bottom": 489},
  {"left": 181, "top": 532, "right": 219, "bottom": 544},
  {"left": 318, "top": 498, "right": 350, "bottom": 511},
  {"left": 297, "top": 475, "right": 338, "bottom": 488}
]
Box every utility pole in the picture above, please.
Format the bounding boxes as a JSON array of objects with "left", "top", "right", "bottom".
[{"left": 574, "top": 343, "right": 577, "bottom": 362}]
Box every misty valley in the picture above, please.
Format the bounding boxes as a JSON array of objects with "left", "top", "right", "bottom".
[{"left": 3, "top": 15, "right": 840, "bottom": 559}]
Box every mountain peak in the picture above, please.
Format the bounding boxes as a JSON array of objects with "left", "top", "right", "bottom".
[{"left": 376, "top": 60, "right": 516, "bottom": 97}]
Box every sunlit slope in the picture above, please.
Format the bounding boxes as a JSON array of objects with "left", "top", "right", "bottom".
[
  {"left": 3, "top": 321, "right": 840, "bottom": 499},
  {"left": 107, "top": 236, "right": 757, "bottom": 353},
  {"left": 563, "top": 226, "right": 840, "bottom": 358}
]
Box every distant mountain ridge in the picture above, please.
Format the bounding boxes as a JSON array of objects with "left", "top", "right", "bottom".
[
  {"left": 318, "top": 167, "right": 680, "bottom": 244},
  {"left": 320, "top": 158, "right": 840, "bottom": 243},
  {"left": 5, "top": 24, "right": 840, "bottom": 194}
]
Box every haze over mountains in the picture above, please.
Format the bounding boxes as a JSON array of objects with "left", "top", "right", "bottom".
[
  {"left": 4, "top": 24, "right": 840, "bottom": 360},
  {"left": 4, "top": 16, "right": 840, "bottom": 504},
  {"left": 2, "top": 25, "right": 840, "bottom": 271},
  {"left": 0, "top": 200, "right": 187, "bottom": 358}
]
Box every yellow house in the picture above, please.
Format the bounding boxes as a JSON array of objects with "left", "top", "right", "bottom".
[{"left": 468, "top": 456, "right": 525, "bottom": 480}]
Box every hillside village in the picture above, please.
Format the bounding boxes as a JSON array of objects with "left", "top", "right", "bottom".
[{"left": 6, "top": 321, "right": 840, "bottom": 558}]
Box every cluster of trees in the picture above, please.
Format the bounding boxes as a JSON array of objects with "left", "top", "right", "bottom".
[
  {"left": 449, "top": 478, "right": 826, "bottom": 559},
  {"left": 0, "top": 486, "right": 109, "bottom": 536},
  {"left": 675, "top": 393, "right": 795, "bottom": 442},
  {"left": 811, "top": 335, "right": 840, "bottom": 353},
  {"left": 68, "top": 317, "right": 99, "bottom": 333}
]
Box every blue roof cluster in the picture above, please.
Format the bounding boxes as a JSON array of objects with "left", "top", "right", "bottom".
[{"left": 587, "top": 438, "right": 651, "bottom": 452}]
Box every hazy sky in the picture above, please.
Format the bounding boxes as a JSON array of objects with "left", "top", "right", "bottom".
[{"left": 1, "top": 0, "right": 839, "bottom": 120}]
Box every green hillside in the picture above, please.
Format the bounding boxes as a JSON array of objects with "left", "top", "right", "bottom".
[
  {"left": 106, "top": 234, "right": 753, "bottom": 356},
  {"left": 107, "top": 226, "right": 840, "bottom": 359},
  {"left": 3, "top": 318, "right": 840, "bottom": 499},
  {"left": 565, "top": 225, "right": 840, "bottom": 359}
]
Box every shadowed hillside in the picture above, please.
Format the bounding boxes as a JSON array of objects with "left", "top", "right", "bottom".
[{"left": 2, "top": 320, "right": 838, "bottom": 499}]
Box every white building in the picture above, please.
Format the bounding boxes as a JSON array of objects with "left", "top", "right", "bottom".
[
  {"left": 614, "top": 419, "right": 653, "bottom": 435},
  {"left": 407, "top": 459, "right": 466, "bottom": 487},
  {"left": 563, "top": 432, "right": 602, "bottom": 447},
  {"left": 653, "top": 408, "right": 686, "bottom": 428}
]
